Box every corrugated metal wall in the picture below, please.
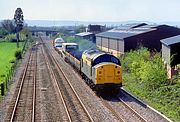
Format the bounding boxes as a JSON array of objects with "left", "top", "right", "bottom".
[
  {"left": 162, "top": 44, "right": 170, "bottom": 65},
  {"left": 96, "top": 37, "right": 101, "bottom": 47},
  {"left": 102, "top": 37, "right": 109, "bottom": 48},
  {"left": 96, "top": 36, "right": 124, "bottom": 56}
]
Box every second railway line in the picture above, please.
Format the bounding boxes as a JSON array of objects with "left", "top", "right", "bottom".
[
  {"left": 40, "top": 38, "right": 94, "bottom": 122},
  {"left": 5, "top": 45, "right": 38, "bottom": 122}
]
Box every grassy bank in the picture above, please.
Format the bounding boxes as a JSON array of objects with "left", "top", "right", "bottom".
[
  {"left": 122, "top": 47, "right": 180, "bottom": 122},
  {"left": 0, "top": 42, "right": 24, "bottom": 83}
]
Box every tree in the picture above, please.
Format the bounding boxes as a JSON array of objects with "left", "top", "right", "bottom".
[
  {"left": 0, "top": 28, "right": 8, "bottom": 38},
  {"left": 14, "top": 8, "right": 24, "bottom": 48},
  {"left": 1, "top": 19, "right": 16, "bottom": 34}
]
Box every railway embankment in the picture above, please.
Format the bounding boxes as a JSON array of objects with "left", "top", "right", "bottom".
[{"left": 121, "top": 47, "right": 180, "bottom": 122}]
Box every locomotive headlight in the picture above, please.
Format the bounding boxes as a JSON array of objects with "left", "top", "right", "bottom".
[
  {"left": 117, "top": 71, "right": 120, "bottom": 74},
  {"left": 99, "top": 71, "right": 102, "bottom": 74}
]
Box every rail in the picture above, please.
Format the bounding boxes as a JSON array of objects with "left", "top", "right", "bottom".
[
  {"left": 40, "top": 37, "right": 94, "bottom": 122},
  {"left": 40, "top": 47, "right": 72, "bottom": 121},
  {"left": 117, "top": 97, "right": 147, "bottom": 122},
  {"left": 9, "top": 46, "right": 37, "bottom": 122},
  {"left": 100, "top": 97, "right": 126, "bottom": 122}
]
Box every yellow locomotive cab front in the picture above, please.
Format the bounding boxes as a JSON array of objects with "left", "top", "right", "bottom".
[{"left": 95, "top": 63, "right": 122, "bottom": 85}]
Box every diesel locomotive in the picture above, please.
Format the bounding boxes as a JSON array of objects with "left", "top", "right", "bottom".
[{"left": 60, "top": 42, "right": 122, "bottom": 93}]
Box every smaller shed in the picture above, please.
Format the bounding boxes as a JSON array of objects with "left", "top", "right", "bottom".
[
  {"left": 88, "top": 24, "right": 106, "bottom": 34},
  {"left": 75, "top": 32, "right": 95, "bottom": 43},
  {"left": 161, "top": 35, "right": 180, "bottom": 78}
]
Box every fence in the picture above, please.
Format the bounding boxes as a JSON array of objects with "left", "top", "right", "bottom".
[{"left": 0, "top": 60, "right": 18, "bottom": 97}]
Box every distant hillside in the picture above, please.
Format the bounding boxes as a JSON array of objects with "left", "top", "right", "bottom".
[
  {"left": 1, "top": 19, "right": 180, "bottom": 27},
  {"left": 25, "top": 20, "right": 154, "bottom": 27}
]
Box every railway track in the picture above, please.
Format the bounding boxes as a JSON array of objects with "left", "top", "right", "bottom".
[
  {"left": 100, "top": 94, "right": 147, "bottom": 122},
  {"left": 40, "top": 39, "right": 94, "bottom": 122},
  {"left": 5, "top": 46, "right": 37, "bottom": 122},
  {"left": 42, "top": 37, "right": 146, "bottom": 122},
  {"left": 100, "top": 97, "right": 126, "bottom": 122},
  {"left": 117, "top": 96, "right": 147, "bottom": 122}
]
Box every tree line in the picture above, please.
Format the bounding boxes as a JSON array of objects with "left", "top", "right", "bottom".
[{"left": 0, "top": 8, "right": 26, "bottom": 48}]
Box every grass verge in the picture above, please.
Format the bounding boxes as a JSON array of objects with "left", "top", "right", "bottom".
[{"left": 0, "top": 42, "right": 23, "bottom": 83}]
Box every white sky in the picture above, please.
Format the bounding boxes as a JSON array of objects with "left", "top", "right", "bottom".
[{"left": 0, "top": 0, "right": 180, "bottom": 22}]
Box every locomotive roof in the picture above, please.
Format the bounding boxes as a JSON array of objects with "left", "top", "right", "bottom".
[
  {"left": 83, "top": 50, "right": 111, "bottom": 61},
  {"left": 83, "top": 49, "right": 121, "bottom": 66}
]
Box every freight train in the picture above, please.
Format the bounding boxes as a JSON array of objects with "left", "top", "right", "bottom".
[{"left": 57, "top": 42, "right": 122, "bottom": 94}]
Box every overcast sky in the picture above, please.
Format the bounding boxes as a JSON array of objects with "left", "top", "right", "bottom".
[{"left": 0, "top": 0, "right": 180, "bottom": 22}]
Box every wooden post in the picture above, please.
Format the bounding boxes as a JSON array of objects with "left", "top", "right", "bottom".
[
  {"left": 1, "top": 83, "right": 5, "bottom": 96},
  {"left": 6, "top": 76, "right": 8, "bottom": 89}
]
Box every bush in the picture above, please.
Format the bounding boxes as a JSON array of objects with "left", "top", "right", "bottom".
[
  {"left": 0, "top": 28, "right": 8, "bottom": 37},
  {"left": 14, "top": 49, "right": 22, "bottom": 59},
  {"left": 122, "top": 47, "right": 180, "bottom": 122},
  {"left": 122, "top": 47, "right": 167, "bottom": 90},
  {"left": 9, "top": 59, "right": 15, "bottom": 63},
  {"left": 4, "top": 34, "right": 16, "bottom": 42},
  {"left": 65, "top": 36, "right": 75, "bottom": 42}
]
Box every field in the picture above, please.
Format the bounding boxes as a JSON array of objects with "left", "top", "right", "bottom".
[{"left": 0, "top": 42, "right": 24, "bottom": 83}]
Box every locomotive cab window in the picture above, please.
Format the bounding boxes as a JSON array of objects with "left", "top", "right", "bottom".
[{"left": 92, "top": 54, "right": 121, "bottom": 66}]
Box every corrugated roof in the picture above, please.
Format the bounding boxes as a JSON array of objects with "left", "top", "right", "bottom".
[
  {"left": 131, "top": 23, "right": 147, "bottom": 28},
  {"left": 140, "top": 24, "right": 159, "bottom": 28},
  {"left": 116, "top": 23, "right": 147, "bottom": 30},
  {"left": 96, "top": 23, "right": 157, "bottom": 39},
  {"left": 96, "top": 31, "right": 136, "bottom": 39},
  {"left": 161, "top": 35, "right": 180, "bottom": 46},
  {"left": 75, "top": 32, "right": 93, "bottom": 37}
]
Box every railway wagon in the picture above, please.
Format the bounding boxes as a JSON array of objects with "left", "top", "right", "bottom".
[
  {"left": 61, "top": 43, "right": 122, "bottom": 93},
  {"left": 53, "top": 37, "right": 64, "bottom": 47},
  {"left": 62, "top": 43, "right": 82, "bottom": 70}
]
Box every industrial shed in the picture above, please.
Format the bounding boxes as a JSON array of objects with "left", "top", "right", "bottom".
[
  {"left": 161, "top": 35, "right": 180, "bottom": 78},
  {"left": 88, "top": 24, "right": 106, "bottom": 34},
  {"left": 96, "top": 23, "right": 180, "bottom": 57},
  {"left": 75, "top": 32, "right": 95, "bottom": 43}
]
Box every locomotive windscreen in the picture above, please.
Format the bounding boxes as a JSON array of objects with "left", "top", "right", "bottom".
[{"left": 92, "top": 54, "right": 121, "bottom": 66}]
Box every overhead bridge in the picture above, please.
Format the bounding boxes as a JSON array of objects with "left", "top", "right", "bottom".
[{"left": 28, "top": 27, "right": 60, "bottom": 36}]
